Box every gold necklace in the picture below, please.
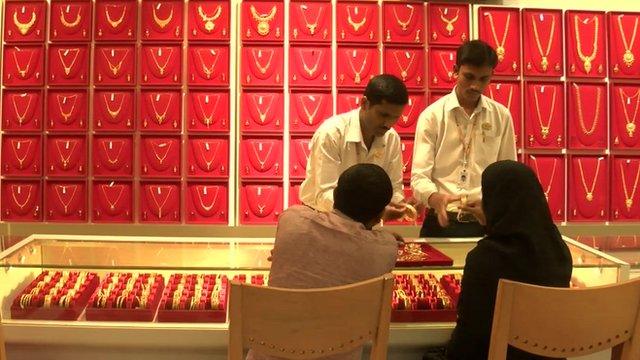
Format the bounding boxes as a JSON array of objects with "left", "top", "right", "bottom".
[
  {"left": 488, "top": 85, "right": 514, "bottom": 110},
  {"left": 619, "top": 88, "right": 640, "bottom": 138},
  {"left": 198, "top": 5, "right": 222, "bottom": 32},
  {"left": 401, "top": 97, "right": 417, "bottom": 124},
  {"left": 393, "top": 5, "right": 414, "bottom": 31},
  {"left": 101, "top": 140, "right": 124, "bottom": 165},
  {"left": 531, "top": 13, "right": 556, "bottom": 72},
  {"left": 620, "top": 161, "right": 640, "bottom": 210},
  {"left": 59, "top": 6, "right": 81, "bottom": 28},
  {"left": 439, "top": 8, "right": 459, "bottom": 35},
  {"left": 617, "top": 15, "right": 639, "bottom": 68},
  {"left": 103, "top": 93, "right": 124, "bottom": 120},
  {"left": 250, "top": 5, "right": 276, "bottom": 36},
  {"left": 55, "top": 139, "right": 78, "bottom": 169},
  {"left": 54, "top": 185, "right": 78, "bottom": 214},
  {"left": 299, "top": 5, "right": 322, "bottom": 35},
  {"left": 247, "top": 186, "right": 274, "bottom": 215},
  {"left": 11, "top": 93, "right": 33, "bottom": 125},
  {"left": 533, "top": 85, "right": 556, "bottom": 140},
  {"left": 251, "top": 141, "right": 274, "bottom": 170},
  {"left": 393, "top": 51, "right": 416, "bottom": 81},
  {"left": 300, "top": 49, "right": 321, "bottom": 77},
  {"left": 251, "top": 49, "right": 274, "bottom": 75},
  {"left": 149, "top": 186, "right": 172, "bottom": 218},
  {"left": 530, "top": 156, "right": 557, "bottom": 201},
  {"left": 57, "top": 48, "right": 80, "bottom": 76},
  {"left": 573, "top": 84, "right": 601, "bottom": 136},
  {"left": 438, "top": 52, "right": 454, "bottom": 80},
  {"left": 11, "top": 185, "right": 32, "bottom": 209},
  {"left": 151, "top": 141, "right": 172, "bottom": 164},
  {"left": 105, "top": 4, "right": 126, "bottom": 29},
  {"left": 197, "top": 141, "right": 220, "bottom": 171},
  {"left": 252, "top": 94, "right": 274, "bottom": 123},
  {"left": 196, "top": 94, "right": 219, "bottom": 126},
  {"left": 101, "top": 185, "right": 124, "bottom": 211},
  {"left": 11, "top": 139, "right": 32, "bottom": 169},
  {"left": 300, "top": 95, "right": 322, "bottom": 124},
  {"left": 346, "top": 6, "right": 367, "bottom": 32},
  {"left": 13, "top": 8, "right": 36, "bottom": 35},
  {"left": 195, "top": 186, "right": 219, "bottom": 212},
  {"left": 56, "top": 95, "right": 78, "bottom": 123},
  {"left": 102, "top": 48, "right": 128, "bottom": 76},
  {"left": 149, "top": 93, "right": 172, "bottom": 124},
  {"left": 577, "top": 158, "right": 602, "bottom": 202},
  {"left": 486, "top": 12, "right": 510, "bottom": 62},
  {"left": 149, "top": 47, "right": 173, "bottom": 76},
  {"left": 152, "top": 3, "right": 173, "bottom": 29},
  {"left": 196, "top": 49, "right": 220, "bottom": 79},
  {"left": 574, "top": 15, "right": 599, "bottom": 74},
  {"left": 12, "top": 49, "right": 34, "bottom": 78},
  {"left": 346, "top": 50, "right": 368, "bottom": 84}
]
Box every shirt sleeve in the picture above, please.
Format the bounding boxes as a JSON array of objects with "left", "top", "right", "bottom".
[
  {"left": 411, "top": 108, "right": 439, "bottom": 206},
  {"left": 498, "top": 110, "right": 517, "bottom": 161},
  {"left": 387, "top": 133, "right": 406, "bottom": 204},
  {"left": 308, "top": 129, "right": 343, "bottom": 212}
]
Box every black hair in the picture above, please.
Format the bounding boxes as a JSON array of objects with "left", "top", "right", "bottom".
[
  {"left": 363, "top": 74, "right": 409, "bottom": 106},
  {"left": 333, "top": 164, "right": 393, "bottom": 225},
  {"left": 455, "top": 40, "right": 499, "bottom": 69}
]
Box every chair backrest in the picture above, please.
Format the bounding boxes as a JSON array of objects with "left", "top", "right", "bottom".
[
  {"left": 488, "top": 278, "right": 640, "bottom": 360},
  {"left": 228, "top": 273, "right": 394, "bottom": 360},
  {"left": 0, "top": 323, "right": 5, "bottom": 360}
]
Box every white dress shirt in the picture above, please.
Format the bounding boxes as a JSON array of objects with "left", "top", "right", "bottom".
[
  {"left": 411, "top": 89, "right": 517, "bottom": 211},
  {"left": 299, "top": 109, "right": 405, "bottom": 212}
]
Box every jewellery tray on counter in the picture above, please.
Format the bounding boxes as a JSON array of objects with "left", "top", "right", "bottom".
[
  {"left": 390, "top": 274, "right": 460, "bottom": 323},
  {"left": 156, "top": 286, "right": 228, "bottom": 323},
  {"left": 85, "top": 281, "right": 165, "bottom": 322},
  {"left": 395, "top": 243, "right": 454, "bottom": 267}
]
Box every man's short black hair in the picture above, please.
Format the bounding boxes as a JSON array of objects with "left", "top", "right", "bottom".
[
  {"left": 333, "top": 164, "right": 393, "bottom": 225},
  {"left": 456, "top": 40, "right": 499, "bottom": 69},
  {"left": 363, "top": 74, "right": 409, "bottom": 106}
]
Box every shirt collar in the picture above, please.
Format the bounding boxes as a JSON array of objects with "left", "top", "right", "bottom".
[
  {"left": 345, "top": 109, "right": 363, "bottom": 143},
  {"left": 444, "top": 88, "right": 492, "bottom": 115}
]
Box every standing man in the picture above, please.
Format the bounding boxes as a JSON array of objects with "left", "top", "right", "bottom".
[
  {"left": 412, "top": 40, "right": 517, "bottom": 237},
  {"left": 300, "top": 74, "right": 415, "bottom": 221}
]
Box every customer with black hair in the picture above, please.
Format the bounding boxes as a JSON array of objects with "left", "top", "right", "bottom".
[
  {"left": 412, "top": 40, "right": 517, "bottom": 237},
  {"left": 248, "top": 164, "right": 399, "bottom": 360},
  {"left": 300, "top": 74, "right": 417, "bottom": 221}
]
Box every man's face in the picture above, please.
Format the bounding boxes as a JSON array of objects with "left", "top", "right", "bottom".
[
  {"left": 361, "top": 98, "right": 405, "bottom": 137},
  {"left": 454, "top": 64, "right": 494, "bottom": 104}
]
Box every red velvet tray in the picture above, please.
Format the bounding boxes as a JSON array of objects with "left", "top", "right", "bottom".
[
  {"left": 390, "top": 273, "right": 461, "bottom": 322},
  {"left": 85, "top": 275, "right": 165, "bottom": 322},
  {"left": 395, "top": 243, "right": 454, "bottom": 267}
]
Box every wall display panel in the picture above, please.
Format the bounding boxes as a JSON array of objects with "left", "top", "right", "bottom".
[
  {"left": 384, "top": 47, "right": 425, "bottom": 90},
  {"left": 140, "top": 45, "right": 182, "bottom": 86},
  {"left": 522, "top": 9, "right": 563, "bottom": 77},
  {"left": 336, "top": 1, "right": 379, "bottom": 43},
  {"left": 1, "top": 135, "right": 42, "bottom": 177},
  {"left": 240, "top": 45, "right": 284, "bottom": 88},
  {"left": 485, "top": 81, "right": 521, "bottom": 148},
  {"left": 4, "top": 1, "right": 47, "bottom": 43},
  {"left": 566, "top": 11, "right": 607, "bottom": 79},
  {"left": 478, "top": 6, "right": 521, "bottom": 76},
  {"left": 336, "top": 46, "right": 379, "bottom": 89},
  {"left": 241, "top": 1, "right": 284, "bottom": 43},
  {"left": 93, "top": 90, "right": 135, "bottom": 132},
  {"left": 611, "top": 157, "right": 640, "bottom": 221},
  {"left": 428, "top": 90, "right": 448, "bottom": 106},
  {"left": 609, "top": 12, "right": 640, "bottom": 79},
  {"left": 187, "top": 45, "right": 230, "bottom": 87},
  {"left": 289, "top": 90, "right": 332, "bottom": 134},
  {"left": 527, "top": 155, "right": 565, "bottom": 221},
  {"left": 289, "top": 45, "right": 332, "bottom": 88},
  {"left": 289, "top": 136, "right": 311, "bottom": 180},
  {"left": 92, "top": 181, "right": 134, "bottom": 223},
  {"left": 569, "top": 156, "right": 608, "bottom": 221},
  {"left": 336, "top": 90, "right": 362, "bottom": 114},
  {"left": 141, "top": 0, "right": 184, "bottom": 42},
  {"left": 139, "top": 182, "right": 181, "bottom": 223},
  {"left": 239, "top": 137, "right": 283, "bottom": 180},
  {"left": 92, "top": 136, "right": 134, "bottom": 177},
  {"left": 186, "top": 136, "right": 229, "bottom": 179},
  {"left": 611, "top": 84, "right": 640, "bottom": 149},
  {"left": 94, "top": 45, "right": 136, "bottom": 86},
  {"left": 567, "top": 82, "right": 607, "bottom": 150},
  {"left": 428, "top": 3, "right": 469, "bottom": 46},
  {"left": 44, "top": 180, "right": 87, "bottom": 222},
  {"left": 1, "top": 180, "right": 42, "bottom": 221},
  {"left": 48, "top": 44, "right": 90, "bottom": 85},
  {"left": 400, "top": 138, "right": 414, "bottom": 181},
  {"left": 50, "top": 1, "right": 93, "bottom": 42},
  {"left": 240, "top": 91, "right": 284, "bottom": 134},
  {"left": 46, "top": 89, "right": 88, "bottom": 131},
  {"left": 429, "top": 47, "right": 456, "bottom": 90},
  {"left": 139, "top": 90, "right": 182, "bottom": 132},
  {"left": 239, "top": 182, "right": 283, "bottom": 224},
  {"left": 289, "top": 182, "right": 302, "bottom": 207},
  {"left": 188, "top": 0, "right": 230, "bottom": 41},
  {"left": 94, "top": 0, "right": 137, "bottom": 41},
  {"left": 394, "top": 92, "right": 424, "bottom": 136},
  {"left": 383, "top": 1, "right": 424, "bottom": 45},
  {"left": 3, "top": 45, "right": 45, "bottom": 87},
  {"left": 2, "top": 90, "right": 43, "bottom": 132},
  {"left": 185, "top": 182, "right": 228, "bottom": 224},
  {"left": 140, "top": 136, "right": 181, "bottom": 178},
  {"left": 524, "top": 81, "right": 565, "bottom": 150},
  {"left": 186, "top": 90, "right": 230, "bottom": 133},
  {"left": 46, "top": 135, "right": 87, "bottom": 177},
  {"left": 289, "top": 1, "right": 331, "bottom": 43}
]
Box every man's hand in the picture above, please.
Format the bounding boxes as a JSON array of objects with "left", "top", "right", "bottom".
[
  {"left": 460, "top": 201, "right": 486, "bottom": 226},
  {"left": 427, "top": 193, "right": 461, "bottom": 228},
  {"left": 382, "top": 202, "right": 407, "bottom": 221}
]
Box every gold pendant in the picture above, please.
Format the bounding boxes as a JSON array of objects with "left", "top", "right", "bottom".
[
  {"left": 626, "top": 198, "right": 633, "bottom": 210},
  {"left": 446, "top": 23, "right": 453, "bottom": 35},
  {"left": 586, "top": 192, "right": 594, "bottom": 202},
  {"left": 401, "top": 70, "right": 407, "bottom": 80},
  {"left": 307, "top": 24, "right": 316, "bottom": 35},
  {"left": 257, "top": 21, "right": 270, "bottom": 36},
  {"left": 355, "top": 73, "right": 361, "bottom": 84},
  {"left": 627, "top": 122, "right": 636, "bottom": 137},
  {"left": 205, "top": 21, "right": 214, "bottom": 32},
  {"left": 541, "top": 56, "right": 549, "bottom": 71},
  {"left": 541, "top": 126, "right": 550, "bottom": 139},
  {"left": 623, "top": 50, "right": 635, "bottom": 67},
  {"left": 496, "top": 46, "right": 505, "bottom": 62},
  {"left": 583, "top": 58, "right": 592, "bottom": 73}
]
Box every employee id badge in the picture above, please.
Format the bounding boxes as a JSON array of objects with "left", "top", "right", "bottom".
[{"left": 458, "top": 167, "right": 470, "bottom": 189}]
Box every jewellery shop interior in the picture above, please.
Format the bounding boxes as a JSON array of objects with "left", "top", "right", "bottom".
[{"left": 0, "top": 0, "right": 639, "bottom": 359}]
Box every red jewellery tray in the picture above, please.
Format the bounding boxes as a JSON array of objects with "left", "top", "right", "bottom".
[
  {"left": 157, "top": 274, "right": 229, "bottom": 323},
  {"left": 395, "top": 243, "right": 454, "bottom": 267},
  {"left": 390, "top": 273, "right": 460, "bottom": 322}
]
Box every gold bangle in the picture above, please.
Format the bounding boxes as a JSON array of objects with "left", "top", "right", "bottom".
[
  {"left": 44, "top": 295, "right": 52, "bottom": 308},
  {"left": 172, "top": 295, "right": 180, "bottom": 310}
]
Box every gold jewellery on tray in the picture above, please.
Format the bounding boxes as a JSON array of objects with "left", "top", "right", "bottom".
[
  {"left": 573, "top": 84, "right": 601, "bottom": 136},
  {"left": 531, "top": 14, "right": 555, "bottom": 72},
  {"left": 198, "top": 5, "right": 222, "bottom": 32},
  {"left": 250, "top": 5, "right": 276, "bottom": 36},
  {"left": 152, "top": 3, "right": 173, "bottom": 29},
  {"left": 60, "top": 6, "right": 82, "bottom": 28},
  {"left": 533, "top": 85, "right": 556, "bottom": 140},
  {"left": 13, "top": 8, "right": 37, "bottom": 35},
  {"left": 617, "top": 15, "right": 638, "bottom": 68},
  {"left": 486, "top": 12, "right": 510, "bottom": 62},
  {"left": 620, "top": 161, "right": 640, "bottom": 211},
  {"left": 574, "top": 15, "right": 599, "bottom": 74},
  {"left": 105, "top": 4, "right": 126, "bottom": 29},
  {"left": 577, "top": 158, "right": 602, "bottom": 202},
  {"left": 619, "top": 88, "right": 640, "bottom": 138}
]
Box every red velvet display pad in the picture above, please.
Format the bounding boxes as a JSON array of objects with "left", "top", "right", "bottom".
[
  {"left": 94, "top": 0, "right": 137, "bottom": 42},
  {"left": 139, "top": 90, "right": 182, "bottom": 132},
  {"left": 336, "top": 91, "right": 362, "bottom": 114},
  {"left": 94, "top": 45, "right": 136, "bottom": 86},
  {"left": 47, "top": 89, "right": 88, "bottom": 131},
  {"left": 567, "top": 82, "right": 607, "bottom": 150},
  {"left": 50, "top": 1, "right": 92, "bottom": 42},
  {"left": 390, "top": 273, "right": 459, "bottom": 323},
  {"left": 93, "top": 136, "right": 133, "bottom": 177},
  {"left": 11, "top": 271, "right": 99, "bottom": 320},
  {"left": 239, "top": 137, "right": 283, "bottom": 179},
  {"left": 140, "top": 136, "right": 181, "bottom": 178},
  {"left": 384, "top": 47, "right": 424, "bottom": 90},
  {"left": 289, "top": 137, "right": 311, "bottom": 180},
  {"left": 289, "top": 182, "right": 302, "bottom": 206},
  {"left": 3, "top": 45, "right": 45, "bottom": 87},
  {"left": 428, "top": 47, "right": 456, "bottom": 90},
  {"left": 566, "top": 11, "right": 606, "bottom": 79},
  {"left": 188, "top": 0, "right": 230, "bottom": 41},
  {"left": 2, "top": 134, "right": 42, "bottom": 177},
  {"left": 241, "top": 1, "right": 284, "bottom": 43},
  {"left": 46, "top": 135, "right": 87, "bottom": 176},
  {"left": 239, "top": 182, "right": 283, "bottom": 224},
  {"left": 394, "top": 92, "right": 424, "bottom": 136},
  {"left": 240, "top": 91, "right": 284, "bottom": 134},
  {"left": 187, "top": 45, "right": 229, "bottom": 86},
  {"left": 86, "top": 273, "right": 165, "bottom": 322},
  {"left": 609, "top": 12, "right": 640, "bottom": 79},
  {"left": 157, "top": 274, "right": 229, "bottom": 322},
  {"left": 609, "top": 236, "right": 640, "bottom": 250},
  {"left": 522, "top": 9, "right": 563, "bottom": 77},
  {"left": 524, "top": 81, "right": 565, "bottom": 150},
  {"left": 141, "top": 0, "right": 183, "bottom": 41},
  {"left": 336, "top": 1, "right": 378, "bottom": 43},
  {"left": 93, "top": 90, "right": 135, "bottom": 132},
  {"left": 289, "top": 45, "right": 331, "bottom": 88},
  {"left": 395, "top": 243, "right": 454, "bottom": 267},
  {"left": 92, "top": 181, "right": 134, "bottom": 223},
  {"left": 336, "top": 46, "right": 379, "bottom": 89},
  {"left": 428, "top": 91, "right": 448, "bottom": 106},
  {"left": 187, "top": 136, "right": 229, "bottom": 178},
  {"left": 289, "top": 91, "right": 332, "bottom": 134},
  {"left": 289, "top": 1, "right": 331, "bottom": 43},
  {"left": 187, "top": 90, "right": 230, "bottom": 133},
  {"left": 4, "top": 1, "right": 47, "bottom": 43},
  {"left": 48, "top": 44, "right": 89, "bottom": 85},
  {"left": 611, "top": 84, "right": 640, "bottom": 149},
  {"left": 484, "top": 81, "right": 521, "bottom": 147},
  {"left": 140, "top": 45, "right": 182, "bottom": 86},
  {"left": 427, "top": 3, "right": 469, "bottom": 46},
  {"left": 140, "top": 182, "right": 181, "bottom": 222},
  {"left": 185, "top": 182, "right": 228, "bottom": 224},
  {"left": 44, "top": 180, "right": 87, "bottom": 222},
  {"left": 400, "top": 139, "right": 413, "bottom": 181},
  {"left": 611, "top": 157, "right": 640, "bottom": 222},
  {"left": 477, "top": 7, "right": 521, "bottom": 76},
  {"left": 241, "top": 46, "right": 284, "bottom": 88},
  {"left": 2, "top": 90, "right": 43, "bottom": 132},
  {"left": 569, "top": 156, "right": 608, "bottom": 222},
  {"left": 383, "top": 2, "right": 424, "bottom": 45},
  {"left": 527, "top": 154, "right": 565, "bottom": 221},
  {"left": 1, "top": 180, "right": 42, "bottom": 221}
]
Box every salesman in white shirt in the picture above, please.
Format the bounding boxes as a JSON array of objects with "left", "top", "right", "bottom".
[
  {"left": 412, "top": 40, "right": 517, "bottom": 237},
  {"left": 299, "top": 74, "right": 415, "bottom": 221}
]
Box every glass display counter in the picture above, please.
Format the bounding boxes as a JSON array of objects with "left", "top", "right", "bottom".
[{"left": 0, "top": 235, "right": 629, "bottom": 360}]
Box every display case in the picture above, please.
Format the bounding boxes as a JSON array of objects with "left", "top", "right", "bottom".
[{"left": 0, "top": 235, "right": 628, "bottom": 360}]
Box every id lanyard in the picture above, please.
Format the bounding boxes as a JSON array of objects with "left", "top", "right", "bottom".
[{"left": 454, "top": 113, "right": 478, "bottom": 191}]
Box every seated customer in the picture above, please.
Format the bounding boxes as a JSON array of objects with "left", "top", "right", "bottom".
[
  {"left": 248, "top": 163, "right": 399, "bottom": 360},
  {"left": 446, "top": 160, "right": 572, "bottom": 360}
]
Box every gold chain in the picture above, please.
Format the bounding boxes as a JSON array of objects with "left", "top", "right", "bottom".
[
  {"left": 196, "top": 94, "right": 219, "bottom": 126},
  {"left": 195, "top": 185, "right": 219, "bottom": 212},
  {"left": 11, "top": 139, "right": 32, "bottom": 169},
  {"left": 488, "top": 85, "right": 514, "bottom": 110},
  {"left": 148, "top": 47, "right": 173, "bottom": 76},
  {"left": 101, "top": 140, "right": 124, "bottom": 165},
  {"left": 346, "top": 6, "right": 367, "bottom": 32},
  {"left": 11, "top": 185, "right": 32, "bottom": 209},
  {"left": 11, "top": 93, "right": 33, "bottom": 125},
  {"left": 619, "top": 161, "right": 640, "bottom": 210},
  {"left": 54, "top": 185, "right": 77, "bottom": 215},
  {"left": 149, "top": 93, "right": 172, "bottom": 124},
  {"left": 152, "top": 3, "right": 173, "bottom": 29},
  {"left": 438, "top": 52, "right": 454, "bottom": 80},
  {"left": 149, "top": 186, "right": 172, "bottom": 218},
  {"left": 54, "top": 139, "right": 78, "bottom": 169},
  {"left": 57, "top": 48, "right": 80, "bottom": 76},
  {"left": 197, "top": 141, "right": 220, "bottom": 171},
  {"left": 251, "top": 49, "right": 274, "bottom": 75},
  {"left": 299, "top": 5, "right": 322, "bottom": 35},
  {"left": 105, "top": 4, "right": 126, "bottom": 29},
  {"left": 300, "top": 49, "right": 321, "bottom": 77},
  {"left": 530, "top": 156, "right": 557, "bottom": 201},
  {"left": 577, "top": 158, "right": 602, "bottom": 202},
  {"left": 439, "top": 8, "right": 459, "bottom": 36},
  {"left": 252, "top": 94, "right": 274, "bottom": 123},
  {"left": 392, "top": 5, "right": 414, "bottom": 31},
  {"left": 574, "top": 15, "right": 599, "bottom": 74},
  {"left": 393, "top": 51, "right": 416, "bottom": 81},
  {"left": 56, "top": 94, "right": 78, "bottom": 122},
  {"left": 12, "top": 49, "right": 34, "bottom": 78},
  {"left": 102, "top": 48, "right": 128, "bottom": 76},
  {"left": 151, "top": 141, "right": 172, "bottom": 164},
  {"left": 59, "top": 6, "right": 81, "bottom": 28},
  {"left": 250, "top": 5, "right": 276, "bottom": 36},
  {"left": 533, "top": 85, "right": 556, "bottom": 140},
  {"left": 101, "top": 185, "right": 124, "bottom": 211},
  {"left": 13, "top": 9, "right": 36, "bottom": 35},
  {"left": 196, "top": 49, "right": 220, "bottom": 79},
  {"left": 573, "top": 84, "right": 601, "bottom": 136},
  {"left": 486, "top": 12, "right": 510, "bottom": 62},
  {"left": 617, "top": 15, "right": 638, "bottom": 68},
  {"left": 103, "top": 93, "right": 124, "bottom": 119},
  {"left": 346, "top": 50, "right": 368, "bottom": 84},
  {"left": 531, "top": 13, "right": 555, "bottom": 72},
  {"left": 300, "top": 95, "right": 322, "bottom": 124},
  {"left": 619, "top": 88, "right": 640, "bottom": 138},
  {"left": 198, "top": 5, "right": 222, "bottom": 32},
  {"left": 251, "top": 141, "right": 274, "bottom": 170}
]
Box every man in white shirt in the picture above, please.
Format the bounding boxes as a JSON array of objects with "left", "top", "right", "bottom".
[
  {"left": 412, "top": 40, "right": 517, "bottom": 237},
  {"left": 299, "top": 74, "right": 414, "bottom": 221}
]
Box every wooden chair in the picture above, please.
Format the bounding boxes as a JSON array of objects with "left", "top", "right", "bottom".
[
  {"left": 228, "top": 273, "right": 394, "bottom": 360},
  {"left": 488, "top": 278, "right": 640, "bottom": 360},
  {"left": 0, "top": 322, "right": 5, "bottom": 360}
]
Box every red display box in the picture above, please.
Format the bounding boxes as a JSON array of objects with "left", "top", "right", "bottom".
[
  {"left": 289, "top": 45, "right": 332, "bottom": 88},
  {"left": 140, "top": 182, "right": 181, "bottom": 222},
  {"left": 390, "top": 273, "right": 459, "bottom": 323},
  {"left": 86, "top": 273, "right": 165, "bottom": 321},
  {"left": 48, "top": 44, "right": 89, "bottom": 85},
  {"left": 428, "top": 47, "right": 456, "bottom": 90},
  {"left": 395, "top": 93, "right": 424, "bottom": 135},
  {"left": 94, "top": 90, "right": 135, "bottom": 132},
  {"left": 92, "top": 181, "right": 133, "bottom": 223},
  {"left": 527, "top": 154, "right": 565, "bottom": 221},
  {"left": 240, "top": 137, "right": 283, "bottom": 179},
  {"left": 157, "top": 274, "right": 229, "bottom": 322},
  {"left": 427, "top": 3, "right": 469, "bottom": 46},
  {"left": 609, "top": 12, "right": 640, "bottom": 79},
  {"left": 47, "top": 90, "right": 88, "bottom": 131},
  {"left": 141, "top": 0, "right": 183, "bottom": 41},
  {"left": 289, "top": 1, "right": 331, "bottom": 43},
  {"left": 4, "top": 1, "right": 47, "bottom": 43},
  {"left": 188, "top": 0, "right": 230, "bottom": 41},
  {"left": 94, "top": 0, "right": 137, "bottom": 41},
  {"left": 567, "top": 82, "right": 607, "bottom": 150},
  {"left": 3, "top": 45, "right": 44, "bottom": 87},
  {"left": 337, "top": 46, "right": 379, "bottom": 89},
  {"left": 336, "top": 91, "right": 362, "bottom": 114},
  {"left": 46, "top": 135, "right": 87, "bottom": 176},
  {"left": 140, "top": 90, "right": 182, "bottom": 132},
  {"left": 2, "top": 135, "right": 42, "bottom": 177},
  {"left": 141, "top": 45, "right": 182, "bottom": 86},
  {"left": 395, "top": 243, "right": 454, "bottom": 267},
  {"left": 289, "top": 182, "right": 302, "bottom": 206},
  {"left": 187, "top": 45, "right": 229, "bottom": 86},
  {"left": 611, "top": 157, "right": 640, "bottom": 221},
  {"left": 289, "top": 137, "right": 311, "bottom": 180},
  {"left": 50, "top": 1, "right": 92, "bottom": 42},
  {"left": 522, "top": 9, "right": 563, "bottom": 77},
  {"left": 566, "top": 11, "right": 606, "bottom": 79},
  {"left": 478, "top": 7, "right": 521, "bottom": 76},
  {"left": 241, "top": 46, "right": 284, "bottom": 88},
  {"left": 187, "top": 91, "right": 230, "bottom": 132},
  {"left": 524, "top": 82, "right": 565, "bottom": 149},
  {"left": 384, "top": 47, "right": 424, "bottom": 89},
  {"left": 93, "top": 136, "right": 133, "bottom": 177},
  {"left": 1, "top": 180, "right": 42, "bottom": 221},
  {"left": 94, "top": 45, "right": 136, "bottom": 86},
  {"left": 2, "top": 90, "right": 43, "bottom": 132},
  {"left": 485, "top": 81, "right": 521, "bottom": 147},
  {"left": 187, "top": 136, "right": 229, "bottom": 178},
  {"left": 240, "top": 91, "right": 284, "bottom": 134},
  {"left": 241, "top": 1, "right": 284, "bottom": 43},
  {"left": 383, "top": 2, "right": 424, "bottom": 44},
  {"left": 611, "top": 84, "right": 640, "bottom": 149},
  {"left": 140, "top": 136, "right": 181, "bottom": 178},
  {"left": 185, "top": 183, "right": 228, "bottom": 224},
  {"left": 45, "top": 180, "right": 87, "bottom": 222},
  {"left": 336, "top": 1, "right": 379, "bottom": 43},
  {"left": 569, "top": 156, "right": 608, "bottom": 221},
  {"left": 289, "top": 91, "right": 332, "bottom": 134},
  {"left": 400, "top": 139, "right": 413, "bottom": 181},
  {"left": 240, "top": 183, "right": 283, "bottom": 224},
  {"left": 11, "top": 271, "right": 99, "bottom": 320}
]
